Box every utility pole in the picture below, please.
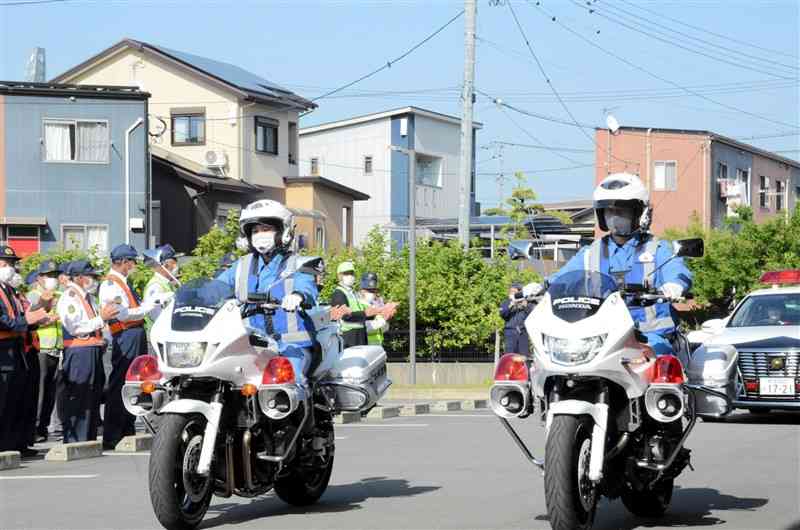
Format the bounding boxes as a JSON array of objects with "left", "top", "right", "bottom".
[
  {"left": 457, "top": 0, "right": 477, "bottom": 250},
  {"left": 391, "top": 145, "right": 417, "bottom": 385}
]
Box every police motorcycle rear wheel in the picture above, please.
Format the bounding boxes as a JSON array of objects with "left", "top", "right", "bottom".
[
  {"left": 149, "top": 413, "right": 213, "bottom": 530},
  {"left": 621, "top": 478, "right": 674, "bottom": 517},
  {"left": 544, "top": 415, "right": 597, "bottom": 530},
  {"left": 274, "top": 409, "right": 335, "bottom": 506}
]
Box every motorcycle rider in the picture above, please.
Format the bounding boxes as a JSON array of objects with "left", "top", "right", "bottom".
[
  {"left": 216, "top": 200, "right": 318, "bottom": 384},
  {"left": 551, "top": 173, "right": 692, "bottom": 358}
]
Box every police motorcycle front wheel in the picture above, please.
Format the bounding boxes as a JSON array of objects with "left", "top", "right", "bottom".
[{"left": 149, "top": 414, "right": 213, "bottom": 530}]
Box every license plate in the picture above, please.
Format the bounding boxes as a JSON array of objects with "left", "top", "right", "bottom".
[{"left": 759, "top": 377, "right": 795, "bottom": 396}]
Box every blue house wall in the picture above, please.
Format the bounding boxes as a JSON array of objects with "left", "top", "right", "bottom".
[
  {"left": 2, "top": 94, "right": 148, "bottom": 253},
  {"left": 709, "top": 142, "right": 754, "bottom": 228}
]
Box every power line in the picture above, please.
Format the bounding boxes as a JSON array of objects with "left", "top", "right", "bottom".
[
  {"left": 595, "top": 0, "right": 798, "bottom": 73},
  {"left": 505, "top": 1, "right": 640, "bottom": 171},
  {"left": 496, "top": 104, "right": 588, "bottom": 165},
  {"left": 0, "top": 0, "right": 72, "bottom": 5},
  {"left": 307, "top": 9, "right": 464, "bottom": 104},
  {"left": 529, "top": 1, "right": 800, "bottom": 131},
  {"left": 617, "top": 0, "right": 798, "bottom": 60},
  {"left": 568, "top": 0, "right": 797, "bottom": 81},
  {"left": 491, "top": 140, "right": 594, "bottom": 153}
]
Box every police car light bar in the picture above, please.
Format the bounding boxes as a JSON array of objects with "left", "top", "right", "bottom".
[{"left": 760, "top": 270, "right": 800, "bottom": 286}]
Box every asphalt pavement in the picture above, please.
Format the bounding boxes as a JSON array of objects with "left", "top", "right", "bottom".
[{"left": 1, "top": 409, "right": 798, "bottom": 530}]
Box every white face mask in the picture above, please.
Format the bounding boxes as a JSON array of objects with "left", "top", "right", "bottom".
[
  {"left": 251, "top": 231, "right": 276, "bottom": 254},
  {"left": 9, "top": 273, "right": 23, "bottom": 289},
  {"left": 43, "top": 277, "right": 59, "bottom": 291},
  {"left": 83, "top": 278, "right": 98, "bottom": 294},
  {"left": 362, "top": 292, "right": 376, "bottom": 304},
  {"left": 341, "top": 275, "right": 355, "bottom": 288},
  {"left": 0, "top": 265, "right": 15, "bottom": 284}
]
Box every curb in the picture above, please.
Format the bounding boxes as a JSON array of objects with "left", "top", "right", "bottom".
[
  {"left": 45, "top": 441, "right": 103, "bottom": 462},
  {"left": 0, "top": 451, "right": 20, "bottom": 471},
  {"left": 334, "top": 412, "right": 361, "bottom": 424},
  {"left": 115, "top": 434, "right": 153, "bottom": 452},
  {"left": 431, "top": 400, "right": 462, "bottom": 412},
  {"left": 462, "top": 399, "right": 488, "bottom": 410},
  {"left": 400, "top": 403, "right": 431, "bottom": 416},
  {"left": 367, "top": 406, "right": 401, "bottom": 420}
]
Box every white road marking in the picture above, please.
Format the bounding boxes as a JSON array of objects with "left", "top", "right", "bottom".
[
  {"left": 335, "top": 436, "right": 348, "bottom": 440},
  {"left": 0, "top": 474, "right": 99, "bottom": 480},
  {"left": 103, "top": 452, "right": 151, "bottom": 456}
]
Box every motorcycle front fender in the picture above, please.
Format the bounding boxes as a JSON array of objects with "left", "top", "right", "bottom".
[
  {"left": 546, "top": 399, "right": 609, "bottom": 482},
  {"left": 158, "top": 399, "right": 223, "bottom": 476}
]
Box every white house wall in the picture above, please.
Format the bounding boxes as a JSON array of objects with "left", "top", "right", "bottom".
[
  {"left": 412, "top": 114, "right": 462, "bottom": 220},
  {"left": 299, "top": 118, "right": 391, "bottom": 244}
]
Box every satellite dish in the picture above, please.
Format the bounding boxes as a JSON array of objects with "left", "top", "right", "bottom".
[{"left": 606, "top": 114, "right": 620, "bottom": 135}]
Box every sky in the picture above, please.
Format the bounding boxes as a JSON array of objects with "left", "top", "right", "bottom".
[{"left": 1, "top": 0, "right": 798, "bottom": 210}]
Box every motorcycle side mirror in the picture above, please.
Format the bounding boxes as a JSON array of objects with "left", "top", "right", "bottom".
[
  {"left": 247, "top": 292, "right": 268, "bottom": 304},
  {"left": 673, "top": 238, "right": 704, "bottom": 258}
]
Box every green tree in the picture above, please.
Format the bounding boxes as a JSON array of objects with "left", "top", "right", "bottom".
[{"left": 180, "top": 211, "right": 244, "bottom": 282}]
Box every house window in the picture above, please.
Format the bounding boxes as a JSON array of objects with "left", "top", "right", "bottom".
[
  {"left": 61, "top": 224, "right": 108, "bottom": 254},
  {"left": 215, "top": 203, "right": 241, "bottom": 228},
  {"left": 288, "top": 122, "right": 298, "bottom": 165},
  {"left": 415, "top": 153, "right": 443, "bottom": 187},
  {"left": 342, "top": 206, "right": 352, "bottom": 246},
  {"left": 653, "top": 161, "right": 677, "bottom": 191},
  {"left": 364, "top": 156, "right": 373, "bottom": 175},
  {"left": 776, "top": 180, "right": 785, "bottom": 211},
  {"left": 759, "top": 176, "right": 770, "bottom": 209},
  {"left": 310, "top": 157, "right": 320, "bottom": 176},
  {"left": 255, "top": 117, "right": 278, "bottom": 155},
  {"left": 43, "top": 119, "right": 109, "bottom": 163},
  {"left": 315, "top": 225, "right": 325, "bottom": 250},
  {"left": 171, "top": 110, "right": 205, "bottom": 145},
  {"left": 6, "top": 226, "right": 40, "bottom": 257},
  {"left": 717, "top": 162, "right": 728, "bottom": 180}
]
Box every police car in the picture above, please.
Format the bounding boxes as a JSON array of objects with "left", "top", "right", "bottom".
[{"left": 688, "top": 270, "right": 800, "bottom": 414}]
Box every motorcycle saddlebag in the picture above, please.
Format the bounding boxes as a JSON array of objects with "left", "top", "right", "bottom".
[
  {"left": 686, "top": 344, "right": 736, "bottom": 417},
  {"left": 318, "top": 345, "right": 391, "bottom": 413}
]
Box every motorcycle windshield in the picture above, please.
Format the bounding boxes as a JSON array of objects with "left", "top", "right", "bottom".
[
  {"left": 171, "top": 279, "right": 235, "bottom": 332},
  {"left": 547, "top": 271, "right": 619, "bottom": 323}
]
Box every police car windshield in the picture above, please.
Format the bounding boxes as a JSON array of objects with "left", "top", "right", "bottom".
[
  {"left": 548, "top": 271, "right": 619, "bottom": 323},
  {"left": 728, "top": 293, "right": 800, "bottom": 327},
  {"left": 174, "top": 279, "right": 235, "bottom": 311}
]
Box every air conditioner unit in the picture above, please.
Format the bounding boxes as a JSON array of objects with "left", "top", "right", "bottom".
[{"left": 204, "top": 150, "right": 228, "bottom": 168}]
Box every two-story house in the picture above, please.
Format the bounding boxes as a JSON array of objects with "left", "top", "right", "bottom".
[
  {"left": 53, "top": 38, "right": 368, "bottom": 251},
  {"left": 0, "top": 81, "right": 149, "bottom": 255},
  {"left": 596, "top": 126, "right": 800, "bottom": 235},
  {"left": 299, "top": 107, "right": 481, "bottom": 246}
]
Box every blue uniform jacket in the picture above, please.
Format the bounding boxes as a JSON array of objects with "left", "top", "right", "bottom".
[
  {"left": 216, "top": 252, "right": 318, "bottom": 348},
  {"left": 550, "top": 234, "right": 692, "bottom": 335}
]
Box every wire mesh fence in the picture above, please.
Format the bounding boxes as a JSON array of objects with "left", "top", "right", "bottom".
[{"left": 383, "top": 328, "right": 496, "bottom": 363}]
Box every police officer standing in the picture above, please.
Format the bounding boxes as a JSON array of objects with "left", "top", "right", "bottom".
[
  {"left": 500, "top": 282, "right": 533, "bottom": 355},
  {"left": 330, "top": 262, "right": 384, "bottom": 348},
  {"left": 0, "top": 247, "right": 47, "bottom": 453},
  {"left": 99, "top": 244, "right": 156, "bottom": 449},
  {"left": 142, "top": 244, "right": 181, "bottom": 328},
  {"left": 27, "top": 260, "right": 63, "bottom": 442},
  {"left": 358, "top": 272, "right": 397, "bottom": 347},
  {"left": 57, "top": 261, "right": 118, "bottom": 443}
]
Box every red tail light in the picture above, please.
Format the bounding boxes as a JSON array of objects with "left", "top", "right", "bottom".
[
  {"left": 262, "top": 357, "right": 296, "bottom": 385},
  {"left": 651, "top": 355, "right": 685, "bottom": 384},
  {"left": 494, "top": 354, "right": 529, "bottom": 382},
  {"left": 126, "top": 355, "right": 162, "bottom": 382}
]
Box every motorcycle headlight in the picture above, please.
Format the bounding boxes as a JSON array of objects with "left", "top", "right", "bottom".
[
  {"left": 166, "top": 342, "right": 207, "bottom": 368},
  {"left": 544, "top": 334, "right": 606, "bottom": 365}
]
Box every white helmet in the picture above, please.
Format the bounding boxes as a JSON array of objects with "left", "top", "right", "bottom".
[
  {"left": 239, "top": 199, "right": 295, "bottom": 250},
  {"left": 593, "top": 172, "right": 652, "bottom": 233}
]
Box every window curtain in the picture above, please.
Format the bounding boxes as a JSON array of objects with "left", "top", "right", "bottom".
[
  {"left": 77, "top": 122, "right": 109, "bottom": 162},
  {"left": 44, "top": 122, "right": 72, "bottom": 161},
  {"left": 87, "top": 226, "right": 108, "bottom": 253}
]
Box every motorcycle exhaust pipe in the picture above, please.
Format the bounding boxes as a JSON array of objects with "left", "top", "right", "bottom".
[
  {"left": 258, "top": 385, "right": 304, "bottom": 420},
  {"left": 645, "top": 384, "right": 685, "bottom": 423},
  {"left": 490, "top": 383, "right": 531, "bottom": 419},
  {"left": 242, "top": 429, "right": 255, "bottom": 491}
]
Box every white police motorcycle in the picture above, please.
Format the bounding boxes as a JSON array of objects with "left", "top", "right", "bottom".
[
  {"left": 490, "top": 238, "right": 732, "bottom": 530},
  {"left": 122, "top": 263, "right": 390, "bottom": 530}
]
